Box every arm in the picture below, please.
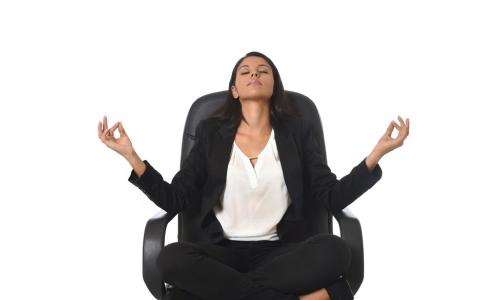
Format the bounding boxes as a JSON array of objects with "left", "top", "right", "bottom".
[
  {"left": 301, "top": 120, "right": 383, "bottom": 213},
  {"left": 125, "top": 151, "right": 146, "bottom": 177},
  {"left": 127, "top": 121, "right": 208, "bottom": 215},
  {"left": 364, "top": 149, "right": 383, "bottom": 173}
]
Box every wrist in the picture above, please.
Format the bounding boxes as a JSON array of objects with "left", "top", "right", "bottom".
[
  {"left": 369, "top": 148, "right": 384, "bottom": 161},
  {"left": 125, "top": 150, "right": 141, "bottom": 164},
  {"left": 365, "top": 150, "right": 383, "bottom": 173},
  {"left": 126, "top": 151, "right": 146, "bottom": 178}
]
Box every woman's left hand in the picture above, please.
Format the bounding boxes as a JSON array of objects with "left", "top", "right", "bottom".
[{"left": 373, "top": 115, "right": 410, "bottom": 158}]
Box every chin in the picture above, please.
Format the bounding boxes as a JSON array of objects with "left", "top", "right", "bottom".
[
  {"left": 241, "top": 95, "right": 272, "bottom": 102},
  {"left": 242, "top": 91, "right": 272, "bottom": 99}
]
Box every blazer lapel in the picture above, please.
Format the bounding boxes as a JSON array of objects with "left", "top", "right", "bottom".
[
  {"left": 213, "top": 122, "right": 237, "bottom": 187},
  {"left": 272, "top": 119, "right": 303, "bottom": 221}
]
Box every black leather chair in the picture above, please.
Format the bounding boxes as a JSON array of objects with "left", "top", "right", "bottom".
[{"left": 142, "top": 91, "right": 365, "bottom": 299}]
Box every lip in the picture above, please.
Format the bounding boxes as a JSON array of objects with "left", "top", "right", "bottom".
[{"left": 247, "top": 79, "right": 262, "bottom": 86}]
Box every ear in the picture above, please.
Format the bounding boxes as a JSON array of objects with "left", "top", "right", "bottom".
[{"left": 231, "top": 85, "right": 238, "bottom": 99}]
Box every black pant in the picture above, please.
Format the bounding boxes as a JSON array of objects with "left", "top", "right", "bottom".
[{"left": 156, "top": 233, "right": 352, "bottom": 300}]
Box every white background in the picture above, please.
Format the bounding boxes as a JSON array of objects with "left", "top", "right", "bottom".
[{"left": 1, "top": 0, "right": 499, "bottom": 299}]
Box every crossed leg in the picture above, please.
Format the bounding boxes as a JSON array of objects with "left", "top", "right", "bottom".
[
  {"left": 156, "top": 239, "right": 298, "bottom": 300},
  {"left": 246, "top": 233, "right": 352, "bottom": 296},
  {"left": 156, "top": 233, "right": 351, "bottom": 300}
]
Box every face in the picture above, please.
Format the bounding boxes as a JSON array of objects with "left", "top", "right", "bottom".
[{"left": 231, "top": 56, "right": 274, "bottom": 102}]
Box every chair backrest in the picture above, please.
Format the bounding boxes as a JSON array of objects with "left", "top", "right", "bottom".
[{"left": 177, "top": 90, "right": 333, "bottom": 242}]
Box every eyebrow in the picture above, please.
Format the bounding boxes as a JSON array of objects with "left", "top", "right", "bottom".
[{"left": 238, "top": 64, "right": 270, "bottom": 70}]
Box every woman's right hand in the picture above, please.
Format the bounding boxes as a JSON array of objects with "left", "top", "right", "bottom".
[{"left": 98, "top": 115, "right": 135, "bottom": 158}]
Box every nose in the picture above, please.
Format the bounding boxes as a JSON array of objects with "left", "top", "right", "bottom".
[{"left": 251, "top": 71, "right": 259, "bottom": 78}]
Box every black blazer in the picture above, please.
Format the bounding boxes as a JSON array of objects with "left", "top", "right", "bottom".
[{"left": 128, "top": 116, "right": 383, "bottom": 244}]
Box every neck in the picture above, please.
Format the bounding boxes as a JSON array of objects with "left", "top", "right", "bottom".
[{"left": 239, "top": 100, "right": 272, "bottom": 135}]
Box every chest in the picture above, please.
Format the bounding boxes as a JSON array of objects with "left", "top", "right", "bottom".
[{"left": 234, "top": 132, "right": 272, "bottom": 168}]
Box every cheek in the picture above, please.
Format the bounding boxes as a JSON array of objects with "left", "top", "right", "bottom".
[
  {"left": 264, "top": 76, "right": 274, "bottom": 85},
  {"left": 265, "top": 80, "right": 274, "bottom": 91},
  {"left": 235, "top": 77, "right": 246, "bottom": 88}
]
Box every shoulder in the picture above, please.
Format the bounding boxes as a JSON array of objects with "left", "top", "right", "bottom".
[
  {"left": 273, "top": 114, "right": 303, "bottom": 130},
  {"left": 276, "top": 115, "right": 309, "bottom": 137},
  {"left": 283, "top": 116, "right": 319, "bottom": 147}
]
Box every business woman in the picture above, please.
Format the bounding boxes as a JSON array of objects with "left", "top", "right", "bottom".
[{"left": 98, "top": 51, "right": 410, "bottom": 300}]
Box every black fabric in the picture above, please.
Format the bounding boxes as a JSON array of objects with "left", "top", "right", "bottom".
[
  {"left": 128, "top": 116, "right": 382, "bottom": 245},
  {"left": 326, "top": 277, "right": 354, "bottom": 300},
  {"left": 157, "top": 233, "right": 352, "bottom": 300}
]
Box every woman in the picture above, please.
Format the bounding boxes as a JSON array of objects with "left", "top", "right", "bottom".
[{"left": 97, "top": 51, "right": 410, "bottom": 300}]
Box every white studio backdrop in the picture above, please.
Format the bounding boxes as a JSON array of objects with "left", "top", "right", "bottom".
[{"left": 1, "top": 0, "right": 499, "bottom": 299}]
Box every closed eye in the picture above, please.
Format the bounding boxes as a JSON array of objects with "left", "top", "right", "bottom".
[{"left": 240, "top": 70, "right": 268, "bottom": 74}]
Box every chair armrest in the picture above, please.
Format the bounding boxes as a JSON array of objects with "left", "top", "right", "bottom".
[
  {"left": 333, "top": 208, "right": 364, "bottom": 295},
  {"left": 143, "top": 211, "right": 176, "bottom": 299}
]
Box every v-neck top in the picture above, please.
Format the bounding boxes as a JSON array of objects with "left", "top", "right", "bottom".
[{"left": 213, "top": 128, "right": 292, "bottom": 241}]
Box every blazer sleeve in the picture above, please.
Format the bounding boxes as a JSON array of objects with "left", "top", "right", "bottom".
[
  {"left": 127, "top": 120, "right": 208, "bottom": 215},
  {"left": 301, "top": 120, "right": 383, "bottom": 213}
]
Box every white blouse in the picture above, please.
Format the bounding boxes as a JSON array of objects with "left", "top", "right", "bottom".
[{"left": 213, "top": 128, "right": 292, "bottom": 241}]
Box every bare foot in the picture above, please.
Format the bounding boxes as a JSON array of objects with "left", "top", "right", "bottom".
[{"left": 299, "top": 287, "right": 330, "bottom": 300}]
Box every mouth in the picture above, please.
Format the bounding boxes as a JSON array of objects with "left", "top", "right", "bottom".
[{"left": 248, "top": 80, "right": 262, "bottom": 86}]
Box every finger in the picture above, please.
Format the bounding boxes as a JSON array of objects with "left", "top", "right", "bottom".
[
  {"left": 402, "top": 116, "right": 410, "bottom": 130},
  {"left": 398, "top": 116, "right": 408, "bottom": 136},
  {"left": 98, "top": 121, "right": 107, "bottom": 139},
  {"left": 406, "top": 118, "right": 410, "bottom": 135},
  {"left": 106, "top": 122, "right": 118, "bottom": 139},
  {"left": 109, "top": 122, "right": 119, "bottom": 134},
  {"left": 393, "top": 121, "right": 401, "bottom": 131},
  {"left": 118, "top": 122, "right": 126, "bottom": 135},
  {"left": 104, "top": 130, "right": 115, "bottom": 142},
  {"left": 384, "top": 121, "right": 395, "bottom": 137},
  {"left": 398, "top": 115, "right": 404, "bottom": 126},
  {"left": 103, "top": 115, "right": 108, "bottom": 132},
  {"left": 399, "top": 117, "right": 409, "bottom": 137},
  {"left": 396, "top": 122, "right": 408, "bottom": 142},
  {"left": 103, "top": 129, "right": 111, "bottom": 140},
  {"left": 391, "top": 121, "right": 402, "bottom": 133},
  {"left": 104, "top": 127, "right": 113, "bottom": 139}
]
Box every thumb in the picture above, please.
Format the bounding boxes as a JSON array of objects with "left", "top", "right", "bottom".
[{"left": 118, "top": 122, "right": 127, "bottom": 135}]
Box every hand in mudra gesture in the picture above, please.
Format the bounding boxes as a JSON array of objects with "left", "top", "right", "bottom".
[
  {"left": 373, "top": 115, "right": 410, "bottom": 157},
  {"left": 97, "top": 115, "right": 135, "bottom": 158}
]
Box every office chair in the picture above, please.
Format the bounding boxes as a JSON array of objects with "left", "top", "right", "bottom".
[{"left": 142, "top": 91, "right": 364, "bottom": 299}]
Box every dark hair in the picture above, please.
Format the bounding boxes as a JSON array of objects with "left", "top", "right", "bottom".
[{"left": 209, "top": 51, "right": 300, "bottom": 129}]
